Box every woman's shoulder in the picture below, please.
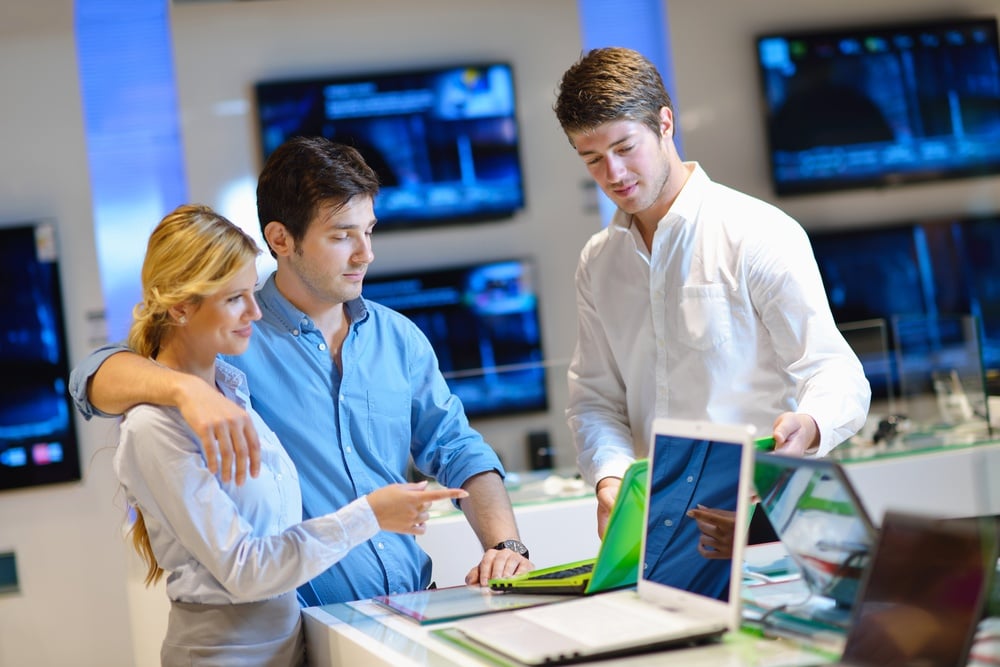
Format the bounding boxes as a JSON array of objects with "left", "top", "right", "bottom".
[{"left": 120, "top": 404, "right": 196, "bottom": 451}]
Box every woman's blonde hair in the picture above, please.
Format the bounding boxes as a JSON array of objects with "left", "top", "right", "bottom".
[{"left": 125, "top": 203, "right": 260, "bottom": 586}]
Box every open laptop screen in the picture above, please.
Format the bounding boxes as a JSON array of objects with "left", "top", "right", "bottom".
[
  {"left": 841, "top": 512, "right": 997, "bottom": 667},
  {"left": 753, "top": 453, "right": 877, "bottom": 610},
  {"left": 640, "top": 419, "right": 756, "bottom": 631}
]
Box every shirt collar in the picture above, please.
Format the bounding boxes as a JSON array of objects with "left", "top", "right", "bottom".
[
  {"left": 347, "top": 296, "right": 369, "bottom": 325},
  {"left": 256, "top": 272, "right": 305, "bottom": 333},
  {"left": 666, "top": 161, "right": 708, "bottom": 227},
  {"left": 214, "top": 359, "right": 249, "bottom": 403}
]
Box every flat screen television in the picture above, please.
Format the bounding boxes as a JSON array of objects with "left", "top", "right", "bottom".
[
  {"left": 0, "top": 223, "right": 81, "bottom": 491},
  {"left": 756, "top": 17, "right": 1000, "bottom": 196},
  {"left": 255, "top": 62, "right": 526, "bottom": 231},
  {"left": 956, "top": 214, "right": 1000, "bottom": 372},
  {"left": 362, "top": 258, "right": 548, "bottom": 418},
  {"left": 809, "top": 220, "right": 976, "bottom": 399}
]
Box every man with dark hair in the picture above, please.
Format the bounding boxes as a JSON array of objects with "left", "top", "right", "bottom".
[
  {"left": 553, "top": 48, "right": 870, "bottom": 547},
  {"left": 71, "top": 136, "right": 532, "bottom": 605}
]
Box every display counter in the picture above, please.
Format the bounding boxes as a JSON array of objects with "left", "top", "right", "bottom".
[
  {"left": 836, "top": 436, "right": 1000, "bottom": 523},
  {"left": 302, "top": 597, "right": 826, "bottom": 667},
  {"left": 302, "top": 439, "right": 1000, "bottom": 665}
]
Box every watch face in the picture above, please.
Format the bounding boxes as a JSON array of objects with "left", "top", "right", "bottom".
[{"left": 498, "top": 540, "right": 527, "bottom": 555}]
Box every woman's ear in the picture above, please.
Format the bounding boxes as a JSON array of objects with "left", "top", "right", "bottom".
[
  {"left": 168, "top": 303, "right": 191, "bottom": 325},
  {"left": 264, "top": 220, "right": 293, "bottom": 258}
]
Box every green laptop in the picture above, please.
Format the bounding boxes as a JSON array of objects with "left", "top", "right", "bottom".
[{"left": 489, "top": 458, "right": 648, "bottom": 595}]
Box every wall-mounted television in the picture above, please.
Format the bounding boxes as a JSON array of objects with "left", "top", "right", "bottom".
[
  {"left": 255, "top": 62, "right": 526, "bottom": 231},
  {"left": 808, "top": 216, "right": 1000, "bottom": 401},
  {"left": 756, "top": 17, "right": 1000, "bottom": 196},
  {"left": 362, "top": 258, "right": 548, "bottom": 418},
  {"left": 0, "top": 223, "right": 81, "bottom": 491},
  {"left": 956, "top": 214, "right": 1000, "bottom": 372}
]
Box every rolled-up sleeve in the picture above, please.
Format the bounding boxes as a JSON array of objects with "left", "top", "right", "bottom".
[
  {"left": 68, "top": 342, "right": 132, "bottom": 419},
  {"left": 403, "top": 321, "right": 505, "bottom": 491}
]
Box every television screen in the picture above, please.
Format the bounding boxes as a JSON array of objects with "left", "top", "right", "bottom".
[
  {"left": 956, "top": 214, "right": 1000, "bottom": 372},
  {"left": 362, "top": 258, "right": 548, "bottom": 418},
  {"left": 255, "top": 62, "right": 526, "bottom": 231},
  {"left": 756, "top": 17, "right": 1000, "bottom": 196},
  {"left": 809, "top": 221, "right": 975, "bottom": 399},
  {"left": 0, "top": 223, "right": 81, "bottom": 491}
]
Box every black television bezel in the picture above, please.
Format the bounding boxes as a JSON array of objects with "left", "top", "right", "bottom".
[
  {"left": 755, "top": 16, "right": 1000, "bottom": 197},
  {"left": 253, "top": 61, "right": 527, "bottom": 232},
  {"left": 0, "top": 222, "right": 82, "bottom": 492},
  {"left": 361, "top": 256, "right": 549, "bottom": 419}
]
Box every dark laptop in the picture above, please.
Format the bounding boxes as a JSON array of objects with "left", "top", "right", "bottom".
[{"left": 824, "top": 511, "right": 998, "bottom": 667}]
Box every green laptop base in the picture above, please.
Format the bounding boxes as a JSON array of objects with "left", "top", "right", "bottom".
[
  {"left": 488, "top": 558, "right": 598, "bottom": 594},
  {"left": 488, "top": 458, "right": 648, "bottom": 596}
]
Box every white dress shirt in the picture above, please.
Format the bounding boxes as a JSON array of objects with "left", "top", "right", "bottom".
[
  {"left": 113, "top": 359, "right": 380, "bottom": 604},
  {"left": 567, "top": 163, "right": 871, "bottom": 486}
]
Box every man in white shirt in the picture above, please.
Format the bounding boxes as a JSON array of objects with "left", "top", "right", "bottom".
[{"left": 554, "top": 47, "right": 871, "bottom": 538}]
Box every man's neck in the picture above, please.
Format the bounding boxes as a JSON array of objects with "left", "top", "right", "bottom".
[
  {"left": 272, "top": 270, "right": 349, "bottom": 344},
  {"left": 633, "top": 161, "right": 695, "bottom": 248}
]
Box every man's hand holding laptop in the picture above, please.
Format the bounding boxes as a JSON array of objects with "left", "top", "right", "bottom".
[{"left": 686, "top": 414, "right": 817, "bottom": 561}]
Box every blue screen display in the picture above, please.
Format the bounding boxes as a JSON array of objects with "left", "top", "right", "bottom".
[
  {"left": 757, "top": 17, "right": 1000, "bottom": 195},
  {"left": 255, "top": 63, "right": 526, "bottom": 230},
  {"left": 362, "top": 258, "right": 547, "bottom": 418},
  {"left": 0, "top": 223, "right": 81, "bottom": 491},
  {"left": 810, "top": 216, "right": 1000, "bottom": 398}
]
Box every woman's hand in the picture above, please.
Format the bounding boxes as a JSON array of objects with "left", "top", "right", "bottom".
[{"left": 367, "top": 481, "right": 468, "bottom": 535}]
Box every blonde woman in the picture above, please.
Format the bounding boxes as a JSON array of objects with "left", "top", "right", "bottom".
[{"left": 115, "top": 204, "right": 466, "bottom": 666}]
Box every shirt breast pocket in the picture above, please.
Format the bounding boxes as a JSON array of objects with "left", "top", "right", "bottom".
[
  {"left": 677, "top": 284, "right": 733, "bottom": 351},
  {"left": 367, "top": 390, "right": 411, "bottom": 464}
]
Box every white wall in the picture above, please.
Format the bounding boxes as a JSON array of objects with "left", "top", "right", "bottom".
[
  {"left": 0, "top": 2, "right": 135, "bottom": 666},
  {"left": 1, "top": 0, "right": 999, "bottom": 665}
]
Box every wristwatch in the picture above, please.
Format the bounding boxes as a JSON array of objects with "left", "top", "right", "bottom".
[{"left": 493, "top": 539, "right": 529, "bottom": 560}]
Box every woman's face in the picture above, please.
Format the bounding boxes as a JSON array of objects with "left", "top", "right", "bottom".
[{"left": 180, "top": 262, "right": 261, "bottom": 358}]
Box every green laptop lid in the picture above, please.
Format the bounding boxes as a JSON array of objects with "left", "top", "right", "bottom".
[{"left": 585, "top": 458, "right": 648, "bottom": 593}]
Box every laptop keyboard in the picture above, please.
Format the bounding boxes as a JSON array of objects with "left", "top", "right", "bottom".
[
  {"left": 517, "top": 592, "right": 712, "bottom": 648},
  {"left": 531, "top": 562, "right": 594, "bottom": 581}
]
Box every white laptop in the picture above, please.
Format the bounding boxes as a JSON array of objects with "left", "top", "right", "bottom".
[{"left": 445, "top": 418, "right": 757, "bottom": 665}]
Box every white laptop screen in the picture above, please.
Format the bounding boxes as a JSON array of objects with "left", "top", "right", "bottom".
[{"left": 639, "top": 419, "right": 756, "bottom": 631}]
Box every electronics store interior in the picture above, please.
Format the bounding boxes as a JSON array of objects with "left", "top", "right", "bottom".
[{"left": 3, "top": 1, "right": 1000, "bottom": 666}]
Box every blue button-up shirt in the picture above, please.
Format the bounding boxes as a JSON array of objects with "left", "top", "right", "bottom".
[
  {"left": 643, "top": 435, "right": 740, "bottom": 601},
  {"left": 70, "top": 273, "right": 505, "bottom": 605}
]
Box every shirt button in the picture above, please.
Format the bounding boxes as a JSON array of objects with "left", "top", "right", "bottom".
[
  {"left": 664, "top": 519, "right": 673, "bottom": 527},
  {"left": 345, "top": 446, "right": 352, "bottom": 454},
  {"left": 686, "top": 475, "right": 694, "bottom": 483},
  {"left": 275, "top": 473, "right": 283, "bottom": 481},
  {"left": 291, "top": 329, "right": 300, "bottom": 336},
  {"left": 318, "top": 343, "right": 327, "bottom": 351},
  {"left": 377, "top": 542, "right": 385, "bottom": 550}
]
